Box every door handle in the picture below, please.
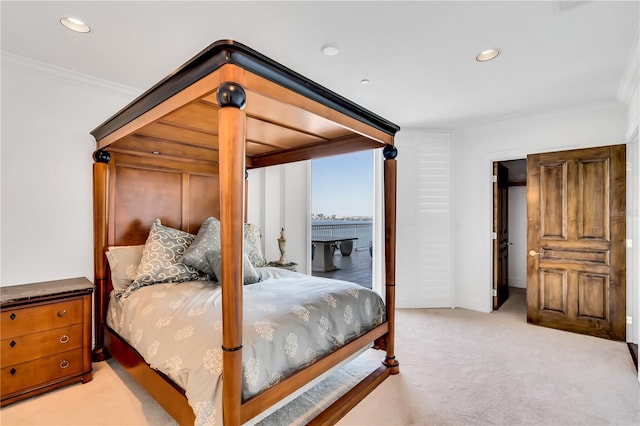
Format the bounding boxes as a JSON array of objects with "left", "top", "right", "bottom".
[{"left": 529, "top": 250, "right": 542, "bottom": 257}]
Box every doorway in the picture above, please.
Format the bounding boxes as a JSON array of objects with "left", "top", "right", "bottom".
[
  {"left": 492, "top": 159, "right": 527, "bottom": 310},
  {"left": 310, "top": 151, "right": 374, "bottom": 289}
]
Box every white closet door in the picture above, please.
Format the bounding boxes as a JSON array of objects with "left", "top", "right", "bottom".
[{"left": 395, "top": 132, "right": 452, "bottom": 308}]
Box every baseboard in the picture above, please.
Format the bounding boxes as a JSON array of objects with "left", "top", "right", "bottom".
[
  {"left": 508, "top": 279, "right": 526, "bottom": 289},
  {"left": 628, "top": 343, "right": 638, "bottom": 371}
]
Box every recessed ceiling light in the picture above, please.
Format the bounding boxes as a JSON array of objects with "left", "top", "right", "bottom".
[
  {"left": 476, "top": 48, "right": 500, "bottom": 62},
  {"left": 60, "top": 17, "right": 91, "bottom": 33},
  {"left": 321, "top": 44, "right": 340, "bottom": 56}
]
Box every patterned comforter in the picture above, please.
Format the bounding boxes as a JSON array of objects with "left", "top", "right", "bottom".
[{"left": 106, "top": 267, "right": 385, "bottom": 425}]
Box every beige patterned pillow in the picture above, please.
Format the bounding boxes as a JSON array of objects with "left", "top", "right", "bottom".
[
  {"left": 105, "top": 245, "right": 144, "bottom": 292},
  {"left": 244, "top": 223, "right": 267, "bottom": 267},
  {"left": 122, "top": 219, "right": 201, "bottom": 297}
]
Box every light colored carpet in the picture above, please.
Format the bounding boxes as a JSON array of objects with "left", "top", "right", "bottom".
[
  {"left": 1, "top": 288, "right": 638, "bottom": 425},
  {"left": 339, "top": 289, "right": 639, "bottom": 425}
]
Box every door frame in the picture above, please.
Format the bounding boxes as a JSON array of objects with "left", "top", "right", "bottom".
[
  {"left": 484, "top": 149, "right": 532, "bottom": 312},
  {"left": 492, "top": 162, "right": 510, "bottom": 310},
  {"left": 627, "top": 129, "right": 639, "bottom": 350}
]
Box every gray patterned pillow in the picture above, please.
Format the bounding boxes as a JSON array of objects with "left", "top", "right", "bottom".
[
  {"left": 205, "top": 250, "right": 261, "bottom": 285},
  {"left": 105, "top": 245, "right": 144, "bottom": 292},
  {"left": 182, "top": 216, "right": 221, "bottom": 278},
  {"left": 122, "top": 219, "right": 201, "bottom": 297},
  {"left": 244, "top": 223, "right": 267, "bottom": 267},
  {"left": 183, "top": 218, "right": 267, "bottom": 274}
]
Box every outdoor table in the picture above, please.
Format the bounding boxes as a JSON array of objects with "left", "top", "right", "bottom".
[{"left": 312, "top": 236, "right": 358, "bottom": 272}]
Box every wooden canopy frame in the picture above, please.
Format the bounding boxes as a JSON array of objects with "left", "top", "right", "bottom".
[{"left": 91, "top": 40, "right": 400, "bottom": 425}]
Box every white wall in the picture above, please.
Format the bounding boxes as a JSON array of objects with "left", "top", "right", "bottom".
[
  {"left": 507, "top": 186, "right": 527, "bottom": 289},
  {"left": 619, "top": 43, "right": 638, "bottom": 383},
  {"left": 1, "top": 53, "right": 140, "bottom": 286},
  {"left": 628, "top": 131, "right": 639, "bottom": 348},
  {"left": 617, "top": 29, "right": 638, "bottom": 354},
  {"left": 453, "top": 103, "right": 629, "bottom": 313}
]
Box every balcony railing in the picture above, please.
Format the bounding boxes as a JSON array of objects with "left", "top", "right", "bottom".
[{"left": 311, "top": 222, "right": 372, "bottom": 251}]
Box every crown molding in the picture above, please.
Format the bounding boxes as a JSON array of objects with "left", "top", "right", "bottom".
[
  {"left": 455, "top": 100, "right": 622, "bottom": 133},
  {"left": 396, "top": 129, "right": 454, "bottom": 139},
  {"left": 1, "top": 51, "right": 141, "bottom": 99},
  {"left": 618, "top": 29, "right": 639, "bottom": 104}
]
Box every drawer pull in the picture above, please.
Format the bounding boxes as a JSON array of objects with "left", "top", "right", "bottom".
[
  {"left": 10, "top": 340, "right": 16, "bottom": 348},
  {"left": 9, "top": 313, "right": 16, "bottom": 320},
  {"left": 59, "top": 360, "right": 70, "bottom": 369},
  {"left": 59, "top": 335, "right": 70, "bottom": 344},
  {"left": 57, "top": 309, "right": 68, "bottom": 318},
  {"left": 10, "top": 368, "right": 16, "bottom": 376}
]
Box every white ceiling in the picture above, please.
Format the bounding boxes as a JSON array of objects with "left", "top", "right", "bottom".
[{"left": 1, "top": 1, "right": 638, "bottom": 129}]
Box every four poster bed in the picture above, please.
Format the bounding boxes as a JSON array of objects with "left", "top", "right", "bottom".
[{"left": 91, "top": 40, "right": 400, "bottom": 425}]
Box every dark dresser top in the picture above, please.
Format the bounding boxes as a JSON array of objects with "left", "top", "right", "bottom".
[{"left": 1, "top": 277, "right": 94, "bottom": 307}]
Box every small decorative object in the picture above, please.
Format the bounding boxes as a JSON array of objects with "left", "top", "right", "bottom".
[{"left": 277, "top": 228, "right": 287, "bottom": 265}]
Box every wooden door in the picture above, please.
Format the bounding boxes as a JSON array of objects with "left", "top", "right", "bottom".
[
  {"left": 526, "top": 145, "right": 626, "bottom": 340},
  {"left": 493, "top": 162, "right": 510, "bottom": 309}
]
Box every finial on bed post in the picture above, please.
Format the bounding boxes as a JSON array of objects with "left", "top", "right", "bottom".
[
  {"left": 217, "top": 82, "right": 247, "bottom": 109},
  {"left": 93, "top": 150, "right": 111, "bottom": 163},
  {"left": 382, "top": 144, "right": 398, "bottom": 160},
  {"left": 382, "top": 143, "right": 399, "bottom": 374}
]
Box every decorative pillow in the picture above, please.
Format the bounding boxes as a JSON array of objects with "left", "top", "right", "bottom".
[
  {"left": 105, "top": 245, "right": 145, "bottom": 292},
  {"left": 183, "top": 218, "right": 267, "bottom": 274},
  {"left": 122, "top": 219, "right": 201, "bottom": 297},
  {"left": 182, "top": 216, "right": 221, "bottom": 278},
  {"left": 205, "top": 250, "right": 261, "bottom": 285},
  {"left": 244, "top": 223, "right": 267, "bottom": 267}
]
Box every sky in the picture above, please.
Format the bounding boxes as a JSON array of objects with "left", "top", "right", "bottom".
[{"left": 311, "top": 150, "right": 373, "bottom": 217}]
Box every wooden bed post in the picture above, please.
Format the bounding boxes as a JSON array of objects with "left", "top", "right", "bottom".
[
  {"left": 383, "top": 144, "right": 399, "bottom": 374},
  {"left": 217, "top": 82, "right": 247, "bottom": 426},
  {"left": 92, "top": 150, "right": 110, "bottom": 361}
]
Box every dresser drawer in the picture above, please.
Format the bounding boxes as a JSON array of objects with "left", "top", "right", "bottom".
[
  {"left": 1, "top": 298, "right": 83, "bottom": 339},
  {"left": 1, "top": 348, "right": 83, "bottom": 396},
  {"left": 1, "top": 324, "right": 83, "bottom": 366}
]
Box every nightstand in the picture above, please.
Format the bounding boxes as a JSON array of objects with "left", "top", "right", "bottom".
[
  {"left": 267, "top": 261, "right": 298, "bottom": 272},
  {"left": 1, "top": 277, "right": 94, "bottom": 406}
]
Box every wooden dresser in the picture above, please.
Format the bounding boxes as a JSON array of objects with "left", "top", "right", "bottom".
[{"left": 0, "top": 277, "right": 94, "bottom": 406}]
